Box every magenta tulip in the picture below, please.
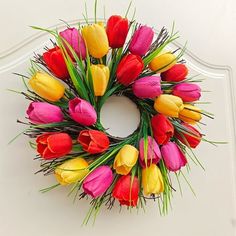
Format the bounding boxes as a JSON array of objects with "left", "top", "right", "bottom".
[
  {"left": 172, "top": 83, "right": 201, "bottom": 102},
  {"left": 161, "top": 142, "right": 187, "bottom": 172},
  {"left": 69, "top": 97, "right": 97, "bottom": 126},
  {"left": 132, "top": 76, "right": 162, "bottom": 98},
  {"left": 59, "top": 27, "right": 86, "bottom": 60},
  {"left": 83, "top": 166, "right": 113, "bottom": 198},
  {"left": 26, "top": 102, "right": 63, "bottom": 124},
  {"left": 139, "top": 136, "right": 161, "bottom": 168},
  {"left": 129, "top": 26, "right": 154, "bottom": 56}
]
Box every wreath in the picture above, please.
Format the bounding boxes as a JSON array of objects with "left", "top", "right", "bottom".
[{"left": 13, "top": 2, "right": 215, "bottom": 223}]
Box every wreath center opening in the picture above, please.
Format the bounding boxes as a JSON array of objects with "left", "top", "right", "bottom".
[{"left": 100, "top": 95, "right": 141, "bottom": 138}]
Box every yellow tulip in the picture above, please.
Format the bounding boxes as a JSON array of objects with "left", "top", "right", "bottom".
[
  {"left": 29, "top": 72, "right": 65, "bottom": 102},
  {"left": 90, "top": 64, "right": 110, "bottom": 96},
  {"left": 142, "top": 164, "right": 164, "bottom": 195},
  {"left": 55, "top": 157, "right": 89, "bottom": 185},
  {"left": 82, "top": 24, "right": 109, "bottom": 58},
  {"left": 113, "top": 144, "right": 139, "bottom": 175},
  {"left": 154, "top": 94, "right": 184, "bottom": 117},
  {"left": 149, "top": 52, "right": 176, "bottom": 73},
  {"left": 179, "top": 104, "right": 202, "bottom": 124}
]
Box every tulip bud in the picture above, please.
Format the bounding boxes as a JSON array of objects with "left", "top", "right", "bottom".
[
  {"left": 161, "top": 64, "right": 188, "bottom": 82},
  {"left": 132, "top": 76, "right": 162, "bottom": 99},
  {"left": 149, "top": 52, "right": 176, "bottom": 73},
  {"left": 90, "top": 64, "right": 110, "bottom": 96},
  {"left": 36, "top": 133, "right": 72, "bottom": 159},
  {"left": 69, "top": 97, "right": 97, "bottom": 126},
  {"left": 151, "top": 114, "right": 174, "bottom": 145},
  {"left": 59, "top": 27, "right": 86, "bottom": 60},
  {"left": 113, "top": 144, "right": 139, "bottom": 175},
  {"left": 55, "top": 157, "right": 89, "bottom": 185},
  {"left": 29, "top": 72, "right": 65, "bottom": 102},
  {"left": 112, "top": 175, "right": 139, "bottom": 207},
  {"left": 83, "top": 166, "right": 113, "bottom": 198},
  {"left": 77, "top": 130, "right": 110, "bottom": 154},
  {"left": 161, "top": 142, "right": 187, "bottom": 172},
  {"left": 26, "top": 102, "right": 63, "bottom": 124},
  {"left": 179, "top": 104, "right": 202, "bottom": 124},
  {"left": 42, "top": 46, "right": 69, "bottom": 79},
  {"left": 116, "top": 54, "right": 144, "bottom": 86},
  {"left": 139, "top": 136, "right": 161, "bottom": 168},
  {"left": 172, "top": 83, "right": 201, "bottom": 102},
  {"left": 142, "top": 164, "right": 164, "bottom": 195},
  {"left": 129, "top": 25, "right": 154, "bottom": 56},
  {"left": 82, "top": 24, "right": 109, "bottom": 58},
  {"left": 175, "top": 123, "right": 202, "bottom": 148},
  {"left": 106, "top": 15, "right": 129, "bottom": 48},
  {"left": 154, "top": 94, "right": 184, "bottom": 117}
]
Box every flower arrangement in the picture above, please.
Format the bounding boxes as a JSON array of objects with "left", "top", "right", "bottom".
[{"left": 13, "top": 1, "right": 216, "bottom": 224}]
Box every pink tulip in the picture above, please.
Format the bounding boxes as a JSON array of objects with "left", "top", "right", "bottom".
[
  {"left": 129, "top": 26, "right": 154, "bottom": 56},
  {"left": 26, "top": 102, "right": 63, "bottom": 124},
  {"left": 132, "top": 76, "right": 162, "bottom": 98},
  {"left": 59, "top": 27, "right": 86, "bottom": 60},
  {"left": 172, "top": 83, "right": 201, "bottom": 102},
  {"left": 69, "top": 97, "right": 97, "bottom": 126},
  {"left": 161, "top": 142, "right": 187, "bottom": 172},
  {"left": 139, "top": 136, "right": 161, "bottom": 168},
  {"left": 83, "top": 166, "right": 113, "bottom": 198}
]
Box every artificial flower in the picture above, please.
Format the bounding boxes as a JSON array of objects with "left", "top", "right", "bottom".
[
  {"left": 129, "top": 25, "right": 154, "bottom": 56},
  {"left": 90, "top": 64, "right": 109, "bottom": 96},
  {"left": 172, "top": 83, "right": 201, "bottom": 102},
  {"left": 151, "top": 114, "right": 174, "bottom": 145},
  {"left": 142, "top": 164, "right": 164, "bottom": 195},
  {"left": 42, "top": 46, "right": 69, "bottom": 79},
  {"left": 116, "top": 54, "right": 144, "bottom": 86},
  {"left": 36, "top": 133, "right": 72, "bottom": 159},
  {"left": 154, "top": 94, "right": 184, "bottom": 117},
  {"left": 69, "top": 97, "right": 97, "bottom": 126},
  {"left": 26, "top": 102, "right": 63, "bottom": 124},
  {"left": 132, "top": 76, "right": 162, "bottom": 99},
  {"left": 106, "top": 15, "right": 129, "bottom": 48},
  {"left": 139, "top": 136, "right": 161, "bottom": 168},
  {"left": 82, "top": 23, "right": 109, "bottom": 58},
  {"left": 55, "top": 157, "right": 89, "bottom": 185},
  {"left": 29, "top": 72, "right": 65, "bottom": 102},
  {"left": 59, "top": 27, "right": 86, "bottom": 60},
  {"left": 149, "top": 52, "right": 176, "bottom": 73},
  {"left": 161, "top": 142, "right": 187, "bottom": 172},
  {"left": 113, "top": 144, "right": 139, "bottom": 175},
  {"left": 161, "top": 64, "right": 188, "bottom": 82},
  {"left": 77, "top": 130, "right": 110, "bottom": 154},
  {"left": 83, "top": 166, "right": 113, "bottom": 198},
  {"left": 175, "top": 123, "right": 202, "bottom": 148},
  {"left": 112, "top": 175, "right": 139, "bottom": 207},
  {"left": 179, "top": 104, "right": 202, "bottom": 124}
]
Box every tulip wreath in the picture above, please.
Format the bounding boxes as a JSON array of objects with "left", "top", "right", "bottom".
[{"left": 12, "top": 1, "right": 216, "bottom": 223}]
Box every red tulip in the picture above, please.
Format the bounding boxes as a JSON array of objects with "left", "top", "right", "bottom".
[
  {"left": 42, "top": 46, "right": 69, "bottom": 80},
  {"left": 151, "top": 114, "right": 174, "bottom": 145},
  {"left": 116, "top": 54, "right": 144, "bottom": 86},
  {"left": 77, "top": 130, "right": 110, "bottom": 154},
  {"left": 112, "top": 175, "right": 139, "bottom": 207},
  {"left": 175, "top": 123, "right": 202, "bottom": 148},
  {"left": 161, "top": 64, "right": 188, "bottom": 82},
  {"left": 36, "top": 133, "right": 72, "bottom": 159},
  {"left": 106, "top": 15, "right": 129, "bottom": 48}
]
